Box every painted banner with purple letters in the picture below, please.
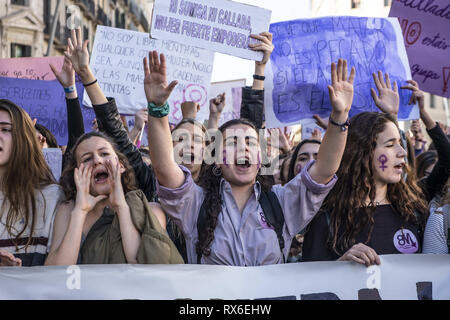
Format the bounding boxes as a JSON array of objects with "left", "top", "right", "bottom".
[
  {"left": 0, "top": 77, "right": 95, "bottom": 145},
  {"left": 389, "top": 0, "right": 450, "bottom": 98},
  {"left": 150, "top": 0, "right": 272, "bottom": 61},
  {"left": 0, "top": 56, "right": 64, "bottom": 81},
  {"left": 83, "top": 25, "right": 214, "bottom": 124},
  {"left": 264, "top": 17, "right": 419, "bottom": 128}
]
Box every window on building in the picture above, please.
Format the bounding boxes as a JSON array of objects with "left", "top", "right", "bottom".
[
  {"left": 430, "top": 94, "right": 436, "bottom": 109},
  {"left": 11, "top": 43, "right": 31, "bottom": 57},
  {"left": 11, "top": 0, "right": 29, "bottom": 5},
  {"left": 351, "top": 0, "right": 361, "bottom": 9}
]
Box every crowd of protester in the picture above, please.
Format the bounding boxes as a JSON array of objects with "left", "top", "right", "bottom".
[{"left": 0, "top": 28, "right": 449, "bottom": 269}]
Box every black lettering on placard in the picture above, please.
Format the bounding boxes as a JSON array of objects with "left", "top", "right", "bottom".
[
  {"left": 358, "top": 289, "right": 382, "bottom": 300},
  {"left": 416, "top": 282, "right": 433, "bottom": 300},
  {"left": 300, "top": 292, "right": 340, "bottom": 300}
]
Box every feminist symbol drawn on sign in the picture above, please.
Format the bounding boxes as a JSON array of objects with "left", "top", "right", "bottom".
[
  {"left": 399, "top": 19, "right": 422, "bottom": 46},
  {"left": 443, "top": 67, "right": 450, "bottom": 93},
  {"left": 183, "top": 84, "right": 208, "bottom": 107},
  {"left": 379, "top": 154, "right": 388, "bottom": 171}
]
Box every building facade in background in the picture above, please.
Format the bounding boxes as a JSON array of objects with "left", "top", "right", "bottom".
[
  {"left": 0, "top": 0, "right": 154, "bottom": 58},
  {"left": 311, "top": 0, "right": 449, "bottom": 128}
]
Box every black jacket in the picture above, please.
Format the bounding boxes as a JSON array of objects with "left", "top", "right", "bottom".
[
  {"left": 240, "top": 86, "right": 265, "bottom": 129},
  {"left": 92, "top": 98, "right": 157, "bottom": 202},
  {"left": 62, "top": 97, "right": 85, "bottom": 170}
]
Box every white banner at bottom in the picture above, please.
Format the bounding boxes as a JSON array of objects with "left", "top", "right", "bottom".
[{"left": 0, "top": 254, "right": 449, "bottom": 300}]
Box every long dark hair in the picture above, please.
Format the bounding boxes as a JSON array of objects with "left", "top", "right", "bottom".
[
  {"left": 59, "top": 132, "right": 137, "bottom": 202},
  {"left": 287, "top": 139, "right": 321, "bottom": 182},
  {"left": 0, "top": 100, "right": 55, "bottom": 251},
  {"left": 415, "top": 151, "right": 437, "bottom": 179},
  {"left": 321, "top": 112, "right": 428, "bottom": 255},
  {"left": 195, "top": 118, "right": 272, "bottom": 258}
]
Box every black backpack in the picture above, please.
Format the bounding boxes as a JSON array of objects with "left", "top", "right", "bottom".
[{"left": 196, "top": 190, "right": 285, "bottom": 264}]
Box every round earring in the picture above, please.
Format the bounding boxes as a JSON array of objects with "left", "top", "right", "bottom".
[{"left": 212, "top": 165, "right": 222, "bottom": 177}]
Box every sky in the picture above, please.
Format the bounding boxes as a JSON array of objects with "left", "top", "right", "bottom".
[{"left": 210, "top": 0, "right": 312, "bottom": 84}]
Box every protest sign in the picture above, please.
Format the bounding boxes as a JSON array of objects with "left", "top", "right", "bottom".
[
  {"left": 301, "top": 119, "right": 326, "bottom": 140},
  {"left": 389, "top": 0, "right": 450, "bottom": 98},
  {"left": 0, "top": 255, "right": 448, "bottom": 300},
  {"left": 43, "top": 148, "right": 63, "bottom": 181},
  {"left": 0, "top": 56, "right": 64, "bottom": 81},
  {"left": 150, "top": 0, "right": 272, "bottom": 61},
  {"left": 209, "top": 79, "right": 245, "bottom": 125},
  {"left": 0, "top": 78, "right": 95, "bottom": 145},
  {"left": 83, "top": 25, "right": 214, "bottom": 124},
  {"left": 264, "top": 17, "right": 419, "bottom": 128}
]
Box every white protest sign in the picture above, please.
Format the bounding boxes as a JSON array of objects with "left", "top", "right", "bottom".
[
  {"left": 83, "top": 26, "right": 214, "bottom": 124},
  {"left": 0, "top": 255, "right": 449, "bottom": 300},
  {"left": 301, "top": 119, "right": 326, "bottom": 140},
  {"left": 209, "top": 79, "right": 245, "bottom": 126},
  {"left": 43, "top": 148, "right": 62, "bottom": 182},
  {"left": 150, "top": 0, "right": 272, "bottom": 61}
]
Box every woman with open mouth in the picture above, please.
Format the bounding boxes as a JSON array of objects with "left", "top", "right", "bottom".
[{"left": 144, "top": 49, "right": 354, "bottom": 266}]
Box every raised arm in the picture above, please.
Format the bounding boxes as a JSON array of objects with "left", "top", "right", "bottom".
[
  {"left": 66, "top": 28, "right": 107, "bottom": 105},
  {"left": 50, "top": 44, "right": 85, "bottom": 160},
  {"left": 308, "top": 59, "right": 354, "bottom": 184},
  {"left": 207, "top": 93, "right": 225, "bottom": 129},
  {"left": 144, "top": 51, "right": 184, "bottom": 189}
]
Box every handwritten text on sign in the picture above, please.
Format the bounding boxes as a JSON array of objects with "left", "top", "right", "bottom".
[
  {"left": 389, "top": 0, "right": 450, "bottom": 98},
  {"left": 0, "top": 56, "right": 64, "bottom": 81},
  {"left": 264, "top": 17, "right": 418, "bottom": 128},
  {"left": 151, "top": 0, "right": 272, "bottom": 61},
  {"left": 84, "top": 26, "right": 214, "bottom": 124},
  {"left": 0, "top": 78, "right": 95, "bottom": 145}
]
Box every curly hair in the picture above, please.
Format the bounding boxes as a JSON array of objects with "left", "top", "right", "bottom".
[
  {"left": 321, "top": 112, "right": 428, "bottom": 256},
  {"left": 195, "top": 118, "right": 272, "bottom": 259},
  {"left": 59, "top": 132, "right": 137, "bottom": 202}
]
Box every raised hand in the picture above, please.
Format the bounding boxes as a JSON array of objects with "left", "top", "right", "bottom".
[
  {"left": 0, "top": 249, "right": 22, "bottom": 267},
  {"left": 249, "top": 32, "right": 274, "bottom": 66},
  {"left": 313, "top": 114, "right": 329, "bottom": 130},
  {"left": 105, "top": 159, "right": 127, "bottom": 210},
  {"left": 65, "top": 28, "right": 90, "bottom": 77},
  {"left": 401, "top": 80, "right": 425, "bottom": 110},
  {"left": 328, "top": 59, "right": 355, "bottom": 117},
  {"left": 143, "top": 51, "right": 178, "bottom": 107},
  {"left": 371, "top": 71, "right": 399, "bottom": 118},
  {"left": 134, "top": 108, "right": 148, "bottom": 131},
  {"left": 74, "top": 164, "right": 107, "bottom": 214},
  {"left": 311, "top": 128, "right": 322, "bottom": 141},
  {"left": 181, "top": 101, "right": 200, "bottom": 119},
  {"left": 209, "top": 93, "right": 226, "bottom": 115},
  {"left": 268, "top": 127, "right": 294, "bottom": 154},
  {"left": 49, "top": 45, "right": 75, "bottom": 88}
]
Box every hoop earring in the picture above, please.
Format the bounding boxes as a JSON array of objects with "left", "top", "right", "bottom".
[{"left": 212, "top": 165, "right": 222, "bottom": 177}]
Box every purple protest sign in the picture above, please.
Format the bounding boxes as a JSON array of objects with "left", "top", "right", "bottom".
[
  {"left": 389, "top": 0, "right": 450, "bottom": 98},
  {"left": 0, "top": 77, "right": 95, "bottom": 145}
]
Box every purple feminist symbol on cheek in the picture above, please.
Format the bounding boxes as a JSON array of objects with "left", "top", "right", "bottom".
[{"left": 378, "top": 154, "right": 388, "bottom": 171}]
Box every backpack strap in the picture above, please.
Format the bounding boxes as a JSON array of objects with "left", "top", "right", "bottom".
[
  {"left": 196, "top": 200, "right": 208, "bottom": 264},
  {"left": 259, "top": 190, "right": 285, "bottom": 262}
]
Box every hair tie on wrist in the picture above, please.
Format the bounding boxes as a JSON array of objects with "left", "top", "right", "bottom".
[
  {"left": 83, "top": 79, "right": 98, "bottom": 87},
  {"left": 253, "top": 74, "right": 265, "bottom": 81},
  {"left": 148, "top": 101, "right": 170, "bottom": 118}
]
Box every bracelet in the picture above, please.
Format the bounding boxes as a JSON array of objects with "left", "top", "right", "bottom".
[
  {"left": 64, "top": 85, "right": 76, "bottom": 93},
  {"left": 148, "top": 101, "right": 170, "bottom": 118},
  {"left": 83, "top": 79, "right": 98, "bottom": 87},
  {"left": 329, "top": 116, "right": 350, "bottom": 132},
  {"left": 253, "top": 74, "right": 265, "bottom": 81}
]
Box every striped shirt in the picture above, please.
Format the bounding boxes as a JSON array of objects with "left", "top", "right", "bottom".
[
  {"left": 0, "top": 184, "right": 64, "bottom": 266},
  {"left": 423, "top": 206, "right": 449, "bottom": 254}
]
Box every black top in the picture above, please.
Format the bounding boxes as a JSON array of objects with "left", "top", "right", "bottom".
[
  {"left": 302, "top": 205, "right": 422, "bottom": 262},
  {"left": 62, "top": 97, "right": 85, "bottom": 170}
]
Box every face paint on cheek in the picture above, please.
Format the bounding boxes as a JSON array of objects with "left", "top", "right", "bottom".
[
  {"left": 295, "top": 163, "right": 302, "bottom": 174},
  {"left": 378, "top": 154, "right": 388, "bottom": 171}
]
